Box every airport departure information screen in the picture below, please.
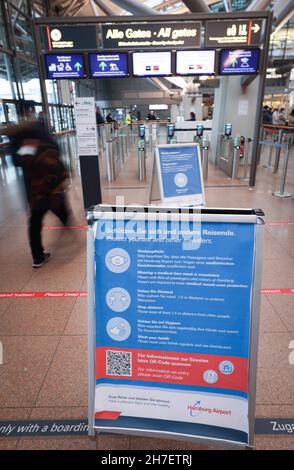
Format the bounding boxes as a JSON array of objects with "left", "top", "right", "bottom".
[
  {"left": 89, "top": 53, "right": 128, "bottom": 78},
  {"left": 176, "top": 50, "right": 215, "bottom": 75},
  {"left": 132, "top": 51, "right": 172, "bottom": 77},
  {"left": 45, "top": 54, "right": 85, "bottom": 79},
  {"left": 219, "top": 49, "right": 260, "bottom": 75}
]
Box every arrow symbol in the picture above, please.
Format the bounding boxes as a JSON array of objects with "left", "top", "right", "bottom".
[
  {"left": 74, "top": 62, "right": 82, "bottom": 71},
  {"left": 252, "top": 23, "right": 260, "bottom": 33},
  {"left": 99, "top": 61, "right": 107, "bottom": 71}
]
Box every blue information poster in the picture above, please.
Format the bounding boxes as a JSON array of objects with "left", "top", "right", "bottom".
[
  {"left": 89, "top": 53, "right": 128, "bottom": 78},
  {"left": 92, "top": 211, "right": 259, "bottom": 447},
  {"left": 45, "top": 54, "right": 84, "bottom": 79},
  {"left": 155, "top": 144, "right": 205, "bottom": 205},
  {"left": 219, "top": 49, "right": 260, "bottom": 75}
]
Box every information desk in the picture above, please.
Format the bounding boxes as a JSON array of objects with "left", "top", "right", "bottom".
[{"left": 87, "top": 206, "right": 264, "bottom": 449}]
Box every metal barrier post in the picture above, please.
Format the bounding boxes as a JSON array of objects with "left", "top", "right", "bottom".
[
  {"left": 273, "top": 129, "right": 284, "bottom": 174},
  {"left": 201, "top": 136, "right": 210, "bottom": 180},
  {"left": 273, "top": 140, "right": 292, "bottom": 198},
  {"left": 232, "top": 136, "right": 241, "bottom": 179},
  {"left": 105, "top": 123, "right": 115, "bottom": 183},
  {"left": 138, "top": 139, "right": 146, "bottom": 181}
]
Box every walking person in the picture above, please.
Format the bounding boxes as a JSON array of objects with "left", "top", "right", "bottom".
[{"left": 4, "top": 102, "right": 70, "bottom": 267}]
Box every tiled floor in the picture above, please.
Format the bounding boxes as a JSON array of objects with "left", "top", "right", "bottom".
[{"left": 0, "top": 134, "right": 293, "bottom": 450}]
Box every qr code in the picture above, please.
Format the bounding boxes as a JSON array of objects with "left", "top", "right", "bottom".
[{"left": 106, "top": 350, "right": 132, "bottom": 376}]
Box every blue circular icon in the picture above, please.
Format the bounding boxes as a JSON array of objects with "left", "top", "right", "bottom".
[
  {"left": 203, "top": 370, "right": 218, "bottom": 384},
  {"left": 105, "top": 248, "right": 131, "bottom": 274},
  {"left": 106, "top": 287, "right": 131, "bottom": 312},
  {"left": 219, "top": 361, "right": 235, "bottom": 375},
  {"left": 106, "top": 317, "right": 131, "bottom": 342}
]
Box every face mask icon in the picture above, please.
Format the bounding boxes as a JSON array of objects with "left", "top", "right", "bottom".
[
  {"left": 105, "top": 249, "right": 130, "bottom": 273},
  {"left": 108, "top": 255, "right": 126, "bottom": 266}
]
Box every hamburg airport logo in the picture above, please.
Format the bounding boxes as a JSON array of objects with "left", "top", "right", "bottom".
[{"left": 188, "top": 401, "right": 203, "bottom": 417}]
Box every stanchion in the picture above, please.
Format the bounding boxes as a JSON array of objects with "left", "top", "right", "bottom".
[
  {"left": 138, "top": 139, "right": 146, "bottom": 182},
  {"left": 273, "top": 140, "right": 293, "bottom": 198},
  {"left": 105, "top": 123, "right": 115, "bottom": 183},
  {"left": 201, "top": 136, "right": 210, "bottom": 180},
  {"left": 273, "top": 129, "right": 284, "bottom": 174}
]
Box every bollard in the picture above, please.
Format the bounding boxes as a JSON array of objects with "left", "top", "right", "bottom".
[
  {"left": 273, "top": 129, "right": 283, "bottom": 174},
  {"left": 106, "top": 140, "right": 115, "bottom": 183},
  {"left": 273, "top": 141, "right": 292, "bottom": 198},
  {"left": 201, "top": 136, "right": 210, "bottom": 180},
  {"left": 137, "top": 139, "right": 146, "bottom": 181},
  {"left": 232, "top": 136, "right": 241, "bottom": 179}
]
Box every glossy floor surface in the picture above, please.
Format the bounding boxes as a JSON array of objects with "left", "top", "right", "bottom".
[{"left": 0, "top": 133, "right": 293, "bottom": 450}]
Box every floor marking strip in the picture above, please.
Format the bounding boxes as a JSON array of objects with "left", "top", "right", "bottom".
[{"left": 0, "top": 289, "right": 293, "bottom": 299}]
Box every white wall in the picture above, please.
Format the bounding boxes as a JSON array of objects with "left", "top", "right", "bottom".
[{"left": 210, "top": 75, "right": 260, "bottom": 163}]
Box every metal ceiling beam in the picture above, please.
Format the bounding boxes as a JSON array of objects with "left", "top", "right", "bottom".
[
  {"left": 110, "top": 0, "right": 161, "bottom": 16},
  {"left": 93, "top": 0, "right": 116, "bottom": 15},
  {"left": 181, "top": 0, "right": 210, "bottom": 13}
]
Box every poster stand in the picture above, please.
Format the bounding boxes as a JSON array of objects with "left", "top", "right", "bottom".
[
  {"left": 87, "top": 205, "right": 264, "bottom": 449},
  {"left": 150, "top": 144, "right": 205, "bottom": 207}
]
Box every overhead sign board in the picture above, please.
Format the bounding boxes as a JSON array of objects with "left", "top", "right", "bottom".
[
  {"left": 102, "top": 22, "right": 201, "bottom": 49},
  {"left": 219, "top": 49, "right": 260, "bottom": 75},
  {"left": 42, "top": 25, "right": 98, "bottom": 51},
  {"left": 132, "top": 51, "right": 172, "bottom": 77},
  {"left": 205, "top": 20, "right": 262, "bottom": 47},
  {"left": 176, "top": 50, "right": 215, "bottom": 76},
  {"left": 45, "top": 54, "right": 85, "bottom": 79},
  {"left": 89, "top": 53, "right": 128, "bottom": 78}
]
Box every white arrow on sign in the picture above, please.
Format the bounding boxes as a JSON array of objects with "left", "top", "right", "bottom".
[{"left": 252, "top": 23, "right": 260, "bottom": 33}]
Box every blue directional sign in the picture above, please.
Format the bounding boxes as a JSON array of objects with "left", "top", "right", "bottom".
[
  {"left": 45, "top": 54, "right": 85, "bottom": 79},
  {"left": 89, "top": 53, "right": 128, "bottom": 78},
  {"left": 219, "top": 49, "right": 260, "bottom": 75}
]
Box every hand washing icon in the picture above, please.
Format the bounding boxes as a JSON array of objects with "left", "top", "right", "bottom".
[
  {"left": 107, "top": 317, "right": 131, "bottom": 341},
  {"left": 105, "top": 248, "right": 130, "bottom": 273}
]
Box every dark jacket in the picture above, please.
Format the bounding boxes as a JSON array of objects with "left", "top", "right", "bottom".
[{"left": 5, "top": 121, "right": 68, "bottom": 208}]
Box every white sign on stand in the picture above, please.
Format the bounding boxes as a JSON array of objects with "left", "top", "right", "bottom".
[{"left": 74, "top": 97, "right": 98, "bottom": 156}]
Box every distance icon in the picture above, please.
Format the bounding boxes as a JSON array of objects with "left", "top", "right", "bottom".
[{"left": 106, "top": 287, "right": 131, "bottom": 312}]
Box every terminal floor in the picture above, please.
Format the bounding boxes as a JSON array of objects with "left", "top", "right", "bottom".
[{"left": 0, "top": 141, "right": 293, "bottom": 450}]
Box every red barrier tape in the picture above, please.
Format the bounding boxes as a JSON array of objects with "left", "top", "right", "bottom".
[
  {"left": 261, "top": 288, "right": 294, "bottom": 294},
  {"left": 0, "top": 290, "right": 293, "bottom": 299},
  {"left": 43, "top": 226, "right": 87, "bottom": 230},
  {"left": 266, "top": 222, "right": 294, "bottom": 226}
]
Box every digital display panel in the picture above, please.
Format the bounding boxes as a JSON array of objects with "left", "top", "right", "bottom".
[
  {"left": 89, "top": 53, "right": 128, "bottom": 78},
  {"left": 45, "top": 54, "right": 85, "bottom": 79},
  {"left": 132, "top": 51, "right": 172, "bottom": 77},
  {"left": 176, "top": 50, "right": 215, "bottom": 75},
  {"left": 219, "top": 49, "right": 260, "bottom": 75}
]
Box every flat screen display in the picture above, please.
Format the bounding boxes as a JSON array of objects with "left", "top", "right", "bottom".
[
  {"left": 219, "top": 49, "right": 260, "bottom": 75},
  {"left": 176, "top": 50, "right": 215, "bottom": 75},
  {"left": 132, "top": 51, "right": 172, "bottom": 77},
  {"left": 89, "top": 53, "right": 128, "bottom": 78},
  {"left": 45, "top": 54, "right": 85, "bottom": 79}
]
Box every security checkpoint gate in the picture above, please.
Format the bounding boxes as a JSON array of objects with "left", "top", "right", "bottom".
[{"left": 87, "top": 206, "right": 264, "bottom": 449}]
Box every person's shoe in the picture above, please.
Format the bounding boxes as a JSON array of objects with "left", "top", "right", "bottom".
[{"left": 32, "top": 253, "right": 51, "bottom": 268}]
